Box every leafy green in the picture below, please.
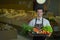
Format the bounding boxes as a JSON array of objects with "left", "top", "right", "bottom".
[
  {"left": 21, "top": 23, "right": 33, "bottom": 32},
  {"left": 42, "top": 26, "right": 53, "bottom": 32}
]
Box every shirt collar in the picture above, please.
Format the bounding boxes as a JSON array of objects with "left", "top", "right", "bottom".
[{"left": 37, "top": 17, "right": 42, "bottom": 20}]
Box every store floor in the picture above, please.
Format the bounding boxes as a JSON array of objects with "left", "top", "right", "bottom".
[
  {"left": 10, "top": 35, "right": 29, "bottom": 40},
  {"left": 10, "top": 35, "right": 60, "bottom": 40}
]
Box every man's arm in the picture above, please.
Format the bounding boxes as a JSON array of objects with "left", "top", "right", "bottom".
[
  {"left": 29, "top": 19, "right": 35, "bottom": 27},
  {"left": 48, "top": 32, "right": 52, "bottom": 37}
]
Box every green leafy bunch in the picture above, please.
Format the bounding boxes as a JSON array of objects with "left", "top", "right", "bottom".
[
  {"left": 21, "top": 23, "right": 33, "bottom": 32},
  {"left": 42, "top": 25, "right": 53, "bottom": 33}
]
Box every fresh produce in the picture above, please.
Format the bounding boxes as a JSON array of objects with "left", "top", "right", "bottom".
[
  {"left": 21, "top": 23, "right": 33, "bottom": 32},
  {"left": 21, "top": 23, "right": 53, "bottom": 35},
  {"left": 20, "top": 23, "right": 33, "bottom": 36},
  {"left": 33, "top": 25, "right": 53, "bottom": 34},
  {"left": 33, "top": 28, "right": 39, "bottom": 33},
  {"left": 42, "top": 25, "right": 53, "bottom": 33},
  {"left": 39, "top": 30, "right": 50, "bottom": 34},
  {"left": 42, "top": 26, "right": 53, "bottom": 34},
  {"left": 33, "top": 28, "right": 49, "bottom": 34}
]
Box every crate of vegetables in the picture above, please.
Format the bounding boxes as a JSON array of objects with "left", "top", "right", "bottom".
[{"left": 20, "top": 23, "right": 53, "bottom": 37}]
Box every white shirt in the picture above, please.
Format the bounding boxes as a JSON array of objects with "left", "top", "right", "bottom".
[{"left": 29, "top": 17, "right": 51, "bottom": 27}]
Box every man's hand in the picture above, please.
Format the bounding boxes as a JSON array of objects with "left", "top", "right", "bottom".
[{"left": 47, "top": 33, "right": 52, "bottom": 37}]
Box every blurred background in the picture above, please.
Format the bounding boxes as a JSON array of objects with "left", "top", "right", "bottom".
[{"left": 0, "top": 0, "right": 60, "bottom": 40}]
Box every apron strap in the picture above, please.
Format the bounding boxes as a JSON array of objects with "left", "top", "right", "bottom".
[
  {"left": 35, "top": 17, "right": 43, "bottom": 28},
  {"left": 42, "top": 17, "right": 43, "bottom": 28},
  {"left": 35, "top": 18, "right": 37, "bottom": 26}
]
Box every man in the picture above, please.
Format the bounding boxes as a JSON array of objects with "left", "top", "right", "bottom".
[{"left": 29, "top": 7, "right": 53, "bottom": 40}]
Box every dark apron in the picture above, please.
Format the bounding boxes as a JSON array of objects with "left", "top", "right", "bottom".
[
  {"left": 34, "top": 18, "right": 43, "bottom": 29},
  {"left": 33, "top": 18, "right": 46, "bottom": 40}
]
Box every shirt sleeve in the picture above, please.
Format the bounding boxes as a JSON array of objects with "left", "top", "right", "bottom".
[{"left": 29, "top": 19, "right": 35, "bottom": 27}]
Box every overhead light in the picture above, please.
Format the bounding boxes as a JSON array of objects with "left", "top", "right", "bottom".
[{"left": 36, "top": 0, "right": 46, "bottom": 4}]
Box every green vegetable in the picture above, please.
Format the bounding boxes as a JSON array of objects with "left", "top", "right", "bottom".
[
  {"left": 42, "top": 25, "right": 53, "bottom": 33},
  {"left": 19, "top": 23, "right": 33, "bottom": 36},
  {"left": 21, "top": 23, "right": 33, "bottom": 32}
]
